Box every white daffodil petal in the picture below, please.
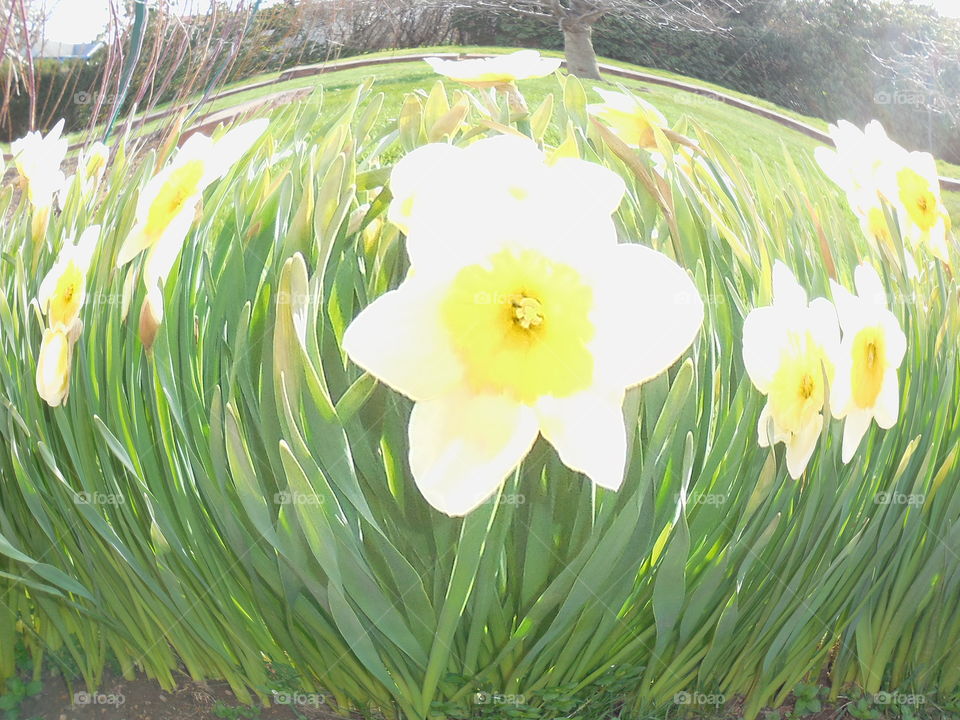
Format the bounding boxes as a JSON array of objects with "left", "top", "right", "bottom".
[
  {"left": 202, "top": 119, "right": 269, "bottom": 187},
  {"left": 465, "top": 134, "right": 545, "bottom": 166},
  {"left": 772, "top": 261, "right": 808, "bottom": 307},
  {"left": 785, "top": 413, "right": 822, "bottom": 479},
  {"left": 808, "top": 297, "right": 841, "bottom": 356},
  {"left": 813, "top": 147, "right": 850, "bottom": 190},
  {"left": 874, "top": 370, "right": 900, "bottom": 429},
  {"left": 389, "top": 142, "right": 462, "bottom": 205},
  {"left": 342, "top": 278, "right": 463, "bottom": 403},
  {"left": 36, "top": 327, "right": 72, "bottom": 407},
  {"left": 881, "top": 311, "right": 907, "bottom": 368},
  {"left": 408, "top": 391, "right": 539, "bottom": 516},
  {"left": 742, "top": 306, "right": 792, "bottom": 392},
  {"left": 425, "top": 50, "right": 560, "bottom": 85},
  {"left": 117, "top": 221, "right": 151, "bottom": 267},
  {"left": 545, "top": 158, "right": 626, "bottom": 218},
  {"left": 841, "top": 408, "right": 873, "bottom": 463},
  {"left": 829, "top": 279, "right": 860, "bottom": 336},
  {"left": 37, "top": 259, "right": 64, "bottom": 311},
  {"left": 143, "top": 205, "right": 199, "bottom": 289},
  {"left": 757, "top": 404, "right": 773, "bottom": 448},
  {"left": 74, "top": 225, "right": 101, "bottom": 271},
  {"left": 536, "top": 390, "right": 628, "bottom": 491},
  {"left": 830, "top": 356, "right": 853, "bottom": 419},
  {"left": 593, "top": 243, "right": 703, "bottom": 389},
  {"left": 853, "top": 263, "right": 888, "bottom": 308}
]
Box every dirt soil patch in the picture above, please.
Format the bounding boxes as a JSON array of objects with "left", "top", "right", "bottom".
[{"left": 17, "top": 671, "right": 343, "bottom": 720}]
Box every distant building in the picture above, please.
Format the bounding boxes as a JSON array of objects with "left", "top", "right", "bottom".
[{"left": 33, "top": 40, "right": 103, "bottom": 60}]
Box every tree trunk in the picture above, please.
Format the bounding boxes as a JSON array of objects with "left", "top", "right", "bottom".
[{"left": 562, "top": 23, "right": 601, "bottom": 80}]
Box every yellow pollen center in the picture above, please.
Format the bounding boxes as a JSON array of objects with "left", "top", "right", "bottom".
[
  {"left": 767, "top": 331, "right": 826, "bottom": 435},
  {"left": 897, "top": 168, "right": 938, "bottom": 231},
  {"left": 511, "top": 295, "right": 543, "bottom": 329},
  {"left": 851, "top": 327, "right": 886, "bottom": 408},
  {"left": 441, "top": 248, "right": 594, "bottom": 404},
  {"left": 49, "top": 261, "right": 84, "bottom": 327}
]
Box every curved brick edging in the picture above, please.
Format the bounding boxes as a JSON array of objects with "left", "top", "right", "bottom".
[{"left": 5, "top": 50, "right": 960, "bottom": 191}]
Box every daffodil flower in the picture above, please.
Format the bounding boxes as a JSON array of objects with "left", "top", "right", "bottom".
[
  {"left": 742, "top": 263, "right": 840, "bottom": 479},
  {"left": 11, "top": 119, "right": 68, "bottom": 212},
  {"left": 80, "top": 141, "right": 110, "bottom": 184},
  {"left": 425, "top": 51, "right": 561, "bottom": 88},
  {"left": 588, "top": 89, "right": 668, "bottom": 150},
  {"left": 387, "top": 135, "right": 624, "bottom": 257},
  {"left": 36, "top": 325, "right": 75, "bottom": 407},
  {"left": 881, "top": 151, "right": 951, "bottom": 264},
  {"left": 64, "top": 141, "right": 111, "bottom": 200},
  {"left": 344, "top": 137, "right": 704, "bottom": 516},
  {"left": 814, "top": 120, "right": 900, "bottom": 199},
  {"left": 37, "top": 226, "right": 100, "bottom": 329},
  {"left": 815, "top": 120, "right": 952, "bottom": 264},
  {"left": 116, "top": 119, "right": 268, "bottom": 289},
  {"left": 815, "top": 121, "right": 901, "bottom": 251},
  {"left": 829, "top": 264, "right": 906, "bottom": 462}
]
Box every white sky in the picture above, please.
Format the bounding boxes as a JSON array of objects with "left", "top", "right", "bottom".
[
  {"left": 40, "top": 0, "right": 960, "bottom": 43},
  {"left": 925, "top": 0, "right": 960, "bottom": 17},
  {"left": 43, "top": 0, "right": 112, "bottom": 44}
]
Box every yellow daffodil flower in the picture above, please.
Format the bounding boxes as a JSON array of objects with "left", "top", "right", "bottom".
[
  {"left": 881, "top": 151, "right": 951, "bottom": 264},
  {"left": 79, "top": 141, "right": 110, "bottom": 185},
  {"left": 588, "top": 89, "right": 668, "bottom": 150},
  {"left": 36, "top": 324, "right": 78, "bottom": 407},
  {"left": 11, "top": 119, "right": 68, "bottom": 212},
  {"left": 815, "top": 120, "right": 952, "bottom": 264},
  {"left": 742, "top": 262, "right": 840, "bottom": 479},
  {"left": 116, "top": 119, "right": 268, "bottom": 289},
  {"left": 37, "top": 226, "right": 100, "bottom": 329},
  {"left": 344, "top": 136, "right": 704, "bottom": 516},
  {"left": 425, "top": 51, "right": 561, "bottom": 88},
  {"left": 829, "top": 264, "right": 906, "bottom": 462}
]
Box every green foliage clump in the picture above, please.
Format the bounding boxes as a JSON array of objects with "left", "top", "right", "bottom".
[{"left": 0, "top": 73, "right": 958, "bottom": 720}]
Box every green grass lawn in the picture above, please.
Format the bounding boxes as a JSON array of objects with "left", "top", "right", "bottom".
[
  {"left": 123, "top": 45, "right": 960, "bottom": 228},
  {"left": 216, "top": 50, "right": 960, "bottom": 228},
  {"left": 7, "top": 45, "right": 959, "bottom": 225}
]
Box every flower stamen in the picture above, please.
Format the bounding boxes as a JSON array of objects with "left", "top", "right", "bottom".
[{"left": 511, "top": 295, "right": 543, "bottom": 329}]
